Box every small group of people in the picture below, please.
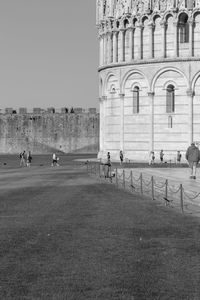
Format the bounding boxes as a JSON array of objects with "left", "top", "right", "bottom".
[
  {"left": 149, "top": 150, "right": 182, "bottom": 165},
  {"left": 19, "top": 150, "right": 32, "bottom": 167}
]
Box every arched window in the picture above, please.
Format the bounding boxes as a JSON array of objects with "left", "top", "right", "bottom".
[
  {"left": 166, "top": 85, "right": 175, "bottom": 113},
  {"left": 168, "top": 116, "right": 173, "bottom": 128},
  {"left": 179, "top": 13, "right": 189, "bottom": 43},
  {"left": 133, "top": 86, "right": 139, "bottom": 114}
]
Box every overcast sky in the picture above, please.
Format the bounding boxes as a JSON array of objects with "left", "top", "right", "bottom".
[{"left": 0, "top": 0, "right": 99, "bottom": 110}]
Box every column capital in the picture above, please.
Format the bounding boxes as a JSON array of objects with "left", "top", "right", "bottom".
[
  {"left": 186, "top": 89, "right": 194, "bottom": 97},
  {"left": 147, "top": 91, "right": 155, "bottom": 97},
  {"left": 119, "top": 28, "right": 125, "bottom": 32},
  {"left": 102, "top": 95, "right": 107, "bottom": 100},
  {"left": 188, "top": 19, "right": 194, "bottom": 26},
  {"left": 173, "top": 21, "right": 178, "bottom": 27},
  {"left": 147, "top": 22, "right": 154, "bottom": 29},
  {"left": 119, "top": 93, "right": 125, "bottom": 97},
  {"left": 160, "top": 21, "right": 166, "bottom": 28},
  {"left": 112, "top": 29, "right": 119, "bottom": 34},
  {"left": 126, "top": 26, "right": 134, "bottom": 31}
]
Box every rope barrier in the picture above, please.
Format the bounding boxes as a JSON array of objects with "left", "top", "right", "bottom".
[
  {"left": 182, "top": 189, "right": 200, "bottom": 201},
  {"left": 86, "top": 163, "right": 200, "bottom": 214},
  {"left": 168, "top": 185, "right": 181, "bottom": 194}
]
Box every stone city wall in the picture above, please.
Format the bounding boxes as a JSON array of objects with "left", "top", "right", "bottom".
[{"left": 0, "top": 107, "right": 99, "bottom": 154}]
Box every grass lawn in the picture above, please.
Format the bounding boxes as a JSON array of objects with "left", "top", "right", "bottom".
[{"left": 0, "top": 157, "right": 200, "bottom": 299}]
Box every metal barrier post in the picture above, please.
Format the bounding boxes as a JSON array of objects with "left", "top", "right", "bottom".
[
  {"left": 116, "top": 168, "right": 118, "bottom": 187},
  {"left": 140, "top": 173, "right": 143, "bottom": 195},
  {"left": 123, "top": 170, "right": 125, "bottom": 189},
  {"left": 165, "top": 179, "right": 168, "bottom": 200},
  {"left": 99, "top": 163, "right": 101, "bottom": 177},
  {"left": 151, "top": 176, "right": 154, "bottom": 200},
  {"left": 87, "top": 162, "right": 89, "bottom": 173},
  {"left": 180, "top": 184, "right": 184, "bottom": 213},
  {"left": 130, "top": 170, "right": 133, "bottom": 189}
]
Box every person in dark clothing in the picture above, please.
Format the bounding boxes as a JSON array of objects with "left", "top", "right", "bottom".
[{"left": 185, "top": 142, "right": 200, "bottom": 179}]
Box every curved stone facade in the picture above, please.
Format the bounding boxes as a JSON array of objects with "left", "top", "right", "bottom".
[{"left": 97, "top": 0, "right": 200, "bottom": 161}]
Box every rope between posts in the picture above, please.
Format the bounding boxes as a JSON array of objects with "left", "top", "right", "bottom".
[
  {"left": 182, "top": 189, "right": 200, "bottom": 201},
  {"left": 132, "top": 174, "right": 142, "bottom": 182},
  {"left": 154, "top": 181, "right": 166, "bottom": 189},
  {"left": 168, "top": 185, "right": 181, "bottom": 194},
  {"left": 142, "top": 178, "right": 152, "bottom": 186}
]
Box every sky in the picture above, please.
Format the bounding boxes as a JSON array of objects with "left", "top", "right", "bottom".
[{"left": 0, "top": 0, "right": 99, "bottom": 110}]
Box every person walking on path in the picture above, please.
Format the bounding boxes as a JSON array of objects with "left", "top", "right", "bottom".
[
  {"left": 119, "top": 150, "right": 123, "bottom": 165},
  {"left": 176, "top": 151, "right": 182, "bottom": 164},
  {"left": 185, "top": 142, "right": 200, "bottom": 179},
  {"left": 160, "top": 150, "right": 164, "bottom": 163},
  {"left": 149, "top": 151, "right": 155, "bottom": 165},
  {"left": 105, "top": 152, "right": 111, "bottom": 178},
  {"left": 19, "top": 150, "right": 26, "bottom": 167},
  {"left": 26, "top": 151, "right": 32, "bottom": 167}
]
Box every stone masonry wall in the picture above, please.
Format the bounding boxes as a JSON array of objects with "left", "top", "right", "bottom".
[{"left": 0, "top": 109, "right": 99, "bottom": 154}]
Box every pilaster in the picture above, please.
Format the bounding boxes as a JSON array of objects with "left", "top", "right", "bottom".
[
  {"left": 187, "top": 89, "right": 194, "bottom": 144},
  {"left": 147, "top": 92, "right": 155, "bottom": 152},
  {"left": 119, "top": 93, "right": 125, "bottom": 151}
]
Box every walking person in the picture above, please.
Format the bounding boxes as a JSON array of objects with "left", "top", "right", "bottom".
[
  {"left": 176, "top": 150, "right": 182, "bottom": 164},
  {"left": 105, "top": 152, "right": 111, "bottom": 178},
  {"left": 52, "top": 153, "right": 59, "bottom": 167},
  {"left": 149, "top": 151, "right": 155, "bottom": 165},
  {"left": 160, "top": 150, "right": 164, "bottom": 163},
  {"left": 19, "top": 150, "right": 26, "bottom": 167},
  {"left": 26, "top": 151, "right": 32, "bottom": 167},
  {"left": 119, "top": 150, "right": 123, "bottom": 165},
  {"left": 185, "top": 142, "right": 200, "bottom": 179}
]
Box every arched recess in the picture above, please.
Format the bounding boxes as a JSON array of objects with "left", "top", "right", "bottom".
[
  {"left": 152, "top": 68, "right": 189, "bottom": 153},
  {"left": 121, "top": 70, "right": 150, "bottom": 158},
  {"left": 103, "top": 73, "right": 121, "bottom": 151},
  {"left": 193, "top": 12, "right": 200, "bottom": 56},
  {"left": 153, "top": 15, "right": 162, "bottom": 58},
  {"left": 142, "top": 17, "right": 149, "bottom": 59},
  {"left": 133, "top": 20, "right": 141, "bottom": 59},
  {"left": 178, "top": 12, "right": 189, "bottom": 57},
  {"left": 192, "top": 72, "right": 200, "bottom": 142},
  {"left": 165, "top": 14, "right": 174, "bottom": 58}
]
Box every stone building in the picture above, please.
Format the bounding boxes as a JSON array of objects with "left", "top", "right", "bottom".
[{"left": 96, "top": 0, "right": 200, "bottom": 162}]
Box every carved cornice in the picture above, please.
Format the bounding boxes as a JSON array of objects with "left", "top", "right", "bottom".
[{"left": 98, "top": 57, "right": 200, "bottom": 72}]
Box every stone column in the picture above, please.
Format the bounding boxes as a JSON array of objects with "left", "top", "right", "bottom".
[
  {"left": 112, "top": 31, "right": 118, "bottom": 63},
  {"left": 99, "top": 97, "right": 104, "bottom": 152},
  {"left": 148, "top": 23, "right": 153, "bottom": 59},
  {"left": 148, "top": 92, "right": 155, "bottom": 152},
  {"left": 173, "top": 21, "right": 178, "bottom": 57},
  {"left": 103, "top": 33, "right": 107, "bottom": 64},
  {"left": 99, "top": 34, "right": 104, "bottom": 66},
  {"left": 160, "top": 21, "right": 166, "bottom": 58},
  {"left": 127, "top": 26, "right": 133, "bottom": 61},
  {"left": 137, "top": 24, "right": 143, "bottom": 59},
  {"left": 187, "top": 89, "right": 194, "bottom": 144},
  {"left": 107, "top": 32, "right": 112, "bottom": 64},
  {"left": 119, "top": 29, "right": 125, "bottom": 62},
  {"left": 189, "top": 20, "right": 194, "bottom": 57},
  {"left": 119, "top": 93, "right": 125, "bottom": 151}
]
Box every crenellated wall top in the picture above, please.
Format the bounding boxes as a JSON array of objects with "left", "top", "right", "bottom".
[{"left": 96, "top": 0, "right": 199, "bottom": 26}]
